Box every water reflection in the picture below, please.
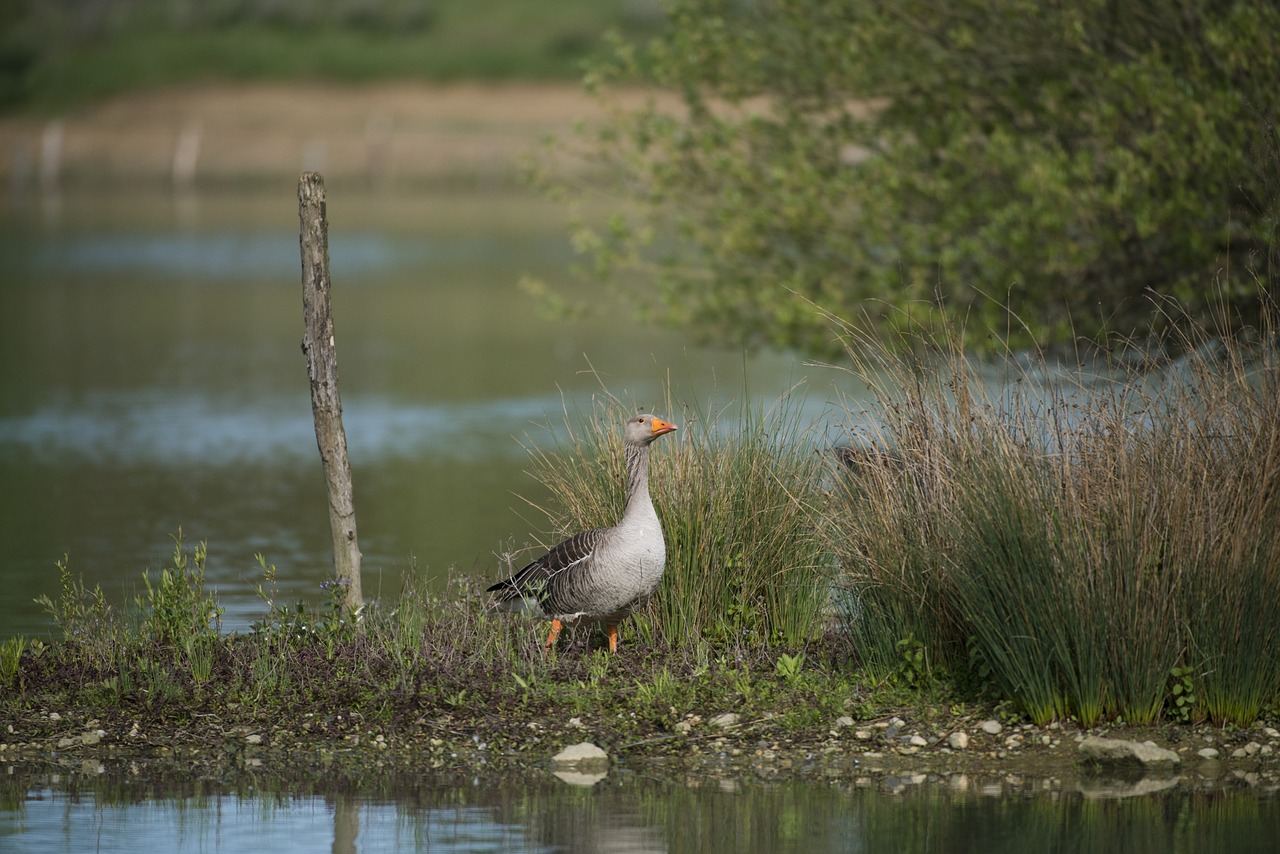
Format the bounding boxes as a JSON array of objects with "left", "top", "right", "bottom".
[{"left": 3, "top": 760, "right": 1279, "bottom": 853}]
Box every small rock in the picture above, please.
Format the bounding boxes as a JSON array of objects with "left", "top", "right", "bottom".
[
  {"left": 854, "top": 730, "right": 873, "bottom": 741},
  {"left": 834, "top": 716, "right": 855, "bottom": 729},
  {"left": 551, "top": 742, "right": 608, "bottom": 770},
  {"left": 567, "top": 717, "right": 584, "bottom": 729},
  {"left": 1231, "top": 748, "right": 1248, "bottom": 759},
  {"left": 709, "top": 713, "right": 740, "bottom": 730},
  {"left": 1263, "top": 727, "right": 1279, "bottom": 739},
  {"left": 245, "top": 734, "right": 263, "bottom": 745},
  {"left": 673, "top": 720, "right": 693, "bottom": 735},
  {"left": 907, "top": 735, "right": 928, "bottom": 747},
  {"left": 1079, "top": 736, "right": 1180, "bottom": 768},
  {"left": 947, "top": 731, "right": 969, "bottom": 750},
  {"left": 1261, "top": 745, "right": 1274, "bottom": 756},
  {"left": 80, "top": 731, "right": 101, "bottom": 746},
  {"left": 1198, "top": 747, "right": 1221, "bottom": 760},
  {"left": 57, "top": 736, "right": 75, "bottom": 748},
  {"left": 48, "top": 713, "right": 62, "bottom": 722},
  {"left": 980, "top": 720, "right": 1003, "bottom": 735},
  {"left": 1244, "top": 741, "right": 1261, "bottom": 756}
]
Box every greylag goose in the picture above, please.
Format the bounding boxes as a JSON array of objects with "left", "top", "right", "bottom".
[{"left": 487, "top": 413, "right": 678, "bottom": 652}]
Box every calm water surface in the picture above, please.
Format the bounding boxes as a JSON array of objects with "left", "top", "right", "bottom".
[
  {"left": 3, "top": 760, "right": 1279, "bottom": 853},
  {"left": 0, "top": 189, "right": 833, "bottom": 637}
]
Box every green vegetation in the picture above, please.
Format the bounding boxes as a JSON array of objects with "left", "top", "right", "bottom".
[
  {"left": 0, "top": 0, "right": 664, "bottom": 111},
  {"left": 4, "top": 302, "right": 1277, "bottom": 740},
  {"left": 544, "top": 0, "right": 1280, "bottom": 356},
  {"left": 523, "top": 392, "right": 831, "bottom": 649},
  {"left": 827, "top": 298, "right": 1280, "bottom": 727}
]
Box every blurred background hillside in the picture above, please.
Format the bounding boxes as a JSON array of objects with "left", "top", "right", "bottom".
[
  {"left": 0, "top": 0, "right": 663, "bottom": 109},
  {"left": 0, "top": 0, "right": 662, "bottom": 190}
]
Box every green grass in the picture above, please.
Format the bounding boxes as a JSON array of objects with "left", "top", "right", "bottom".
[
  {"left": 521, "top": 389, "right": 833, "bottom": 651},
  {"left": 826, "top": 295, "right": 1280, "bottom": 727}
]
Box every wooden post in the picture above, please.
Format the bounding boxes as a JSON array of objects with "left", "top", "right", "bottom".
[{"left": 298, "top": 172, "right": 363, "bottom": 614}]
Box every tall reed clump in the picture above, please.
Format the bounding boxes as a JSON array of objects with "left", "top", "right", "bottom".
[
  {"left": 522, "top": 390, "right": 832, "bottom": 650},
  {"left": 826, "top": 301, "right": 1280, "bottom": 726}
]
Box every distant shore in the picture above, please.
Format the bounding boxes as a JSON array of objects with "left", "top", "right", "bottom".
[{"left": 0, "top": 82, "right": 617, "bottom": 191}]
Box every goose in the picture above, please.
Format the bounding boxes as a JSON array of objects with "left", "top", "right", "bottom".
[{"left": 487, "top": 413, "right": 678, "bottom": 652}]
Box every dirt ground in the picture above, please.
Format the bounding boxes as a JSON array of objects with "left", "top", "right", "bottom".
[{"left": 0, "top": 82, "right": 630, "bottom": 190}]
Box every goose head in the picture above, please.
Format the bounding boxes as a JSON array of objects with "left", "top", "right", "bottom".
[{"left": 625, "top": 413, "right": 678, "bottom": 446}]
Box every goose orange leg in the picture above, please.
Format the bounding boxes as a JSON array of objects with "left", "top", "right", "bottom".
[
  {"left": 607, "top": 623, "right": 619, "bottom": 653},
  {"left": 544, "top": 619, "right": 563, "bottom": 650}
]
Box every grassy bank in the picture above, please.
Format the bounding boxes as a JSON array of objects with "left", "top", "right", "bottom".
[{"left": 2, "top": 302, "right": 1279, "bottom": 768}]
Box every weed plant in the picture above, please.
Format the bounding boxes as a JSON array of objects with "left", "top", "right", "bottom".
[{"left": 827, "top": 298, "right": 1280, "bottom": 726}]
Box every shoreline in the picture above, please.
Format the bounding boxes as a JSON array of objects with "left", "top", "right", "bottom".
[{"left": 5, "top": 704, "right": 1279, "bottom": 793}]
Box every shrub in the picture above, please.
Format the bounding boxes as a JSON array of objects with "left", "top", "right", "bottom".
[{"left": 827, "top": 297, "right": 1280, "bottom": 725}]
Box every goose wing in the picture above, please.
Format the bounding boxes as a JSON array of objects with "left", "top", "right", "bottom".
[{"left": 487, "top": 527, "right": 607, "bottom": 607}]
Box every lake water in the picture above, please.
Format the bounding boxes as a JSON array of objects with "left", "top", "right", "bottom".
[
  {"left": 0, "top": 188, "right": 835, "bottom": 638},
  {"left": 4, "top": 758, "right": 1279, "bottom": 853}
]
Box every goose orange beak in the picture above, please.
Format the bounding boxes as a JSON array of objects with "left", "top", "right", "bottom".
[{"left": 651, "top": 417, "right": 677, "bottom": 436}]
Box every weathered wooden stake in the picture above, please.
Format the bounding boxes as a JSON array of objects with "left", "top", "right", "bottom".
[{"left": 298, "top": 171, "right": 363, "bottom": 614}]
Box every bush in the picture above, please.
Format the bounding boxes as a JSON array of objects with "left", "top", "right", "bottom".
[
  {"left": 549, "top": 0, "right": 1280, "bottom": 356},
  {"left": 827, "top": 297, "right": 1280, "bottom": 725}
]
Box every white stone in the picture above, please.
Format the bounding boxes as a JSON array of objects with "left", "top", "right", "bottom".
[
  {"left": 980, "top": 720, "right": 1003, "bottom": 735},
  {"left": 1197, "top": 747, "right": 1221, "bottom": 760},
  {"left": 709, "top": 713, "right": 740, "bottom": 730},
  {"left": 834, "top": 716, "right": 855, "bottom": 728},
  {"left": 854, "top": 730, "right": 873, "bottom": 740},
  {"left": 552, "top": 742, "right": 609, "bottom": 768},
  {"left": 1264, "top": 727, "right": 1279, "bottom": 739},
  {"left": 947, "top": 731, "right": 970, "bottom": 750},
  {"left": 673, "top": 720, "right": 693, "bottom": 735},
  {"left": 245, "top": 734, "right": 262, "bottom": 745},
  {"left": 1231, "top": 748, "right": 1248, "bottom": 759},
  {"left": 908, "top": 735, "right": 928, "bottom": 747},
  {"left": 1079, "top": 736, "right": 1180, "bottom": 768}
]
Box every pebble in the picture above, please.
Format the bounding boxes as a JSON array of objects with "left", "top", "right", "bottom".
[
  {"left": 551, "top": 742, "right": 608, "bottom": 769},
  {"left": 947, "top": 731, "right": 969, "bottom": 750},
  {"left": 980, "top": 720, "right": 1003, "bottom": 735},
  {"left": 854, "top": 730, "right": 873, "bottom": 741},
  {"left": 709, "top": 713, "right": 740, "bottom": 730},
  {"left": 1198, "top": 748, "right": 1221, "bottom": 760},
  {"left": 245, "top": 734, "right": 262, "bottom": 745},
  {"left": 907, "top": 735, "right": 928, "bottom": 747},
  {"left": 834, "top": 716, "right": 854, "bottom": 728}
]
